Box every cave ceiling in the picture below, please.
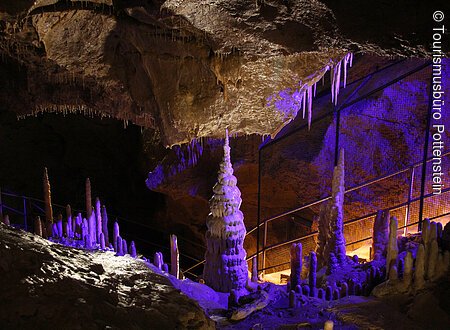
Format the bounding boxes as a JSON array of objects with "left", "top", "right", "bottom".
[{"left": 0, "top": 0, "right": 444, "bottom": 146}]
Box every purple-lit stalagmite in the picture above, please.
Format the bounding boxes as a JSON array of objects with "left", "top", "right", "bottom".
[
  {"left": 317, "top": 149, "right": 346, "bottom": 270},
  {"left": 101, "top": 206, "right": 109, "bottom": 246},
  {"left": 170, "top": 234, "right": 180, "bottom": 279},
  {"left": 371, "top": 210, "right": 389, "bottom": 260},
  {"left": 203, "top": 130, "right": 248, "bottom": 293},
  {"left": 95, "top": 198, "right": 102, "bottom": 242},
  {"left": 290, "top": 243, "right": 302, "bottom": 291}
]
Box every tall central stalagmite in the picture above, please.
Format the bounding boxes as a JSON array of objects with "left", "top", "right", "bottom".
[
  {"left": 203, "top": 130, "right": 248, "bottom": 293},
  {"left": 316, "top": 148, "right": 347, "bottom": 270}
]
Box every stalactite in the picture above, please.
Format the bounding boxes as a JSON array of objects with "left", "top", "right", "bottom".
[
  {"left": 290, "top": 243, "right": 302, "bottom": 291},
  {"left": 85, "top": 178, "right": 92, "bottom": 219}
]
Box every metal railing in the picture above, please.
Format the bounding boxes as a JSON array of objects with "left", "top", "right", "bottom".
[
  {"left": 0, "top": 188, "right": 202, "bottom": 272},
  {"left": 183, "top": 150, "right": 450, "bottom": 277}
]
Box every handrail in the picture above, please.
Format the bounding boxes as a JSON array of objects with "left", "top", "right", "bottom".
[
  {"left": 185, "top": 152, "right": 449, "bottom": 276},
  {"left": 251, "top": 150, "right": 450, "bottom": 231}
]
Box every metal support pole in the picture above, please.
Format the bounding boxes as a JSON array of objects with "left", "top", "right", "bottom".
[
  {"left": 0, "top": 187, "right": 3, "bottom": 221},
  {"left": 262, "top": 220, "right": 268, "bottom": 273},
  {"left": 256, "top": 146, "right": 262, "bottom": 273},
  {"left": 418, "top": 73, "right": 433, "bottom": 231},
  {"left": 403, "top": 167, "right": 415, "bottom": 236},
  {"left": 23, "top": 197, "right": 28, "bottom": 231}
]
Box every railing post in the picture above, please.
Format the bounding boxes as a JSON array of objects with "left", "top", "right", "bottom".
[
  {"left": 23, "top": 197, "right": 28, "bottom": 232},
  {"left": 403, "top": 167, "right": 415, "bottom": 236},
  {"left": 256, "top": 144, "right": 262, "bottom": 273},
  {"left": 0, "top": 187, "right": 3, "bottom": 221},
  {"left": 262, "top": 220, "right": 268, "bottom": 274}
]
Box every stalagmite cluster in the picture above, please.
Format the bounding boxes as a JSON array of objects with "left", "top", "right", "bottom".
[
  {"left": 316, "top": 149, "right": 347, "bottom": 271},
  {"left": 203, "top": 130, "right": 248, "bottom": 293},
  {"left": 373, "top": 218, "right": 450, "bottom": 297}
]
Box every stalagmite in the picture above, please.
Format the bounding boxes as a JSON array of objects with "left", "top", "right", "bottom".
[
  {"left": 2, "top": 214, "right": 9, "bottom": 226},
  {"left": 88, "top": 209, "right": 96, "bottom": 244},
  {"left": 122, "top": 239, "right": 128, "bottom": 255},
  {"left": 422, "top": 218, "right": 430, "bottom": 245},
  {"left": 116, "top": 236, "right": 124, "bottom": 256},
  {"left": 130, "top": 241, "right": 137, "bottom": 258},
  {"left": 427, "top": 240, "right": 439, "bottom": 280},
  {"left": 84, "top": 234, "right": 92, "bottom": 249},
  {"left": 113, "top": 221, "right": 120, "bottom": 251},
  {"left": 289, "top": 290, "right": 295, "bottom": 308},
  {"left": 403, "top": 251, "right": 413, "bottom": 289},
  {"left": 170, "top": 234, "right": 180, "bottom": 279},
  {"left": 371, "top": 210, "right": 389, "bottom": 260},
  {"left": 437, "top": 222, "right": 443, "bottom": 240},
  {"left": 386, "top": 216, "right": 399, "bottom": 279},
  {"left": 85, "top": 178, "right": 92, "bottom": 219},
  {"left": 290, "top": 243, "right": 302, "bottom": 290},
  {"left": 251, "top": 256, "right": 258, "bottom": 283},
  {"left": 309, "top": 251, "right": 317, "bottom": 297},
  {"left": 82, "top": 218, "right": 88, "bottom": 241},
  {"left": 66, "top": 204, "right": 73, "bottom": 238},
  {"left": 34, "top": 216, "right": 42, "bottom": 237},
  {"left": 99, "top": 232, "right": 106, "bottom": 250},
  {"left": 317, "top": 148, "right": 346, "bottom": 270},
  {"left": 203, "top": 130, "right": 248, "bottom": 293},
  {"left": 52, "top": 223, "right": 58, "bottom": 238},
  {"left": 154, "top": 252, "right": 163, "bottom": 269},
  {"left": 75, "top": 214, "right": 82, "bottom": 239},
  {"left": 95, "top": 198, "right": 102, "bottom": 242},
  {"left": 101, "top": 206, "right": 109, "bottom": 246},
  {"left": 340, "top": 282, "right": 348, "bottom": 297},
  {"left": 325, "top": 286, "right": 332, "bottom": 301},
  {"left": 414, "top": 244, "right": 426, "bottom": 290},
  {"left": 324, "top": 320, "right": 334, "bottom": 330},
  {"left": 43, "top": 167, "right": 54, "bottom": 236},
  {"left": 57, "top": 214, "right": 63, "bottom": 238},
  {"left": 429, "top": 221, "right": 437, "bottom": 243},
  {"left": 388, "top": 264, "right": 398, "bottom": 281},
  {"left": 317, "top": 288, "right": 324, "bottom": 300}
]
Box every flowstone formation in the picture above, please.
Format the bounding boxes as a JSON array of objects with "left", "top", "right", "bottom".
[
  {"left": 316, "top": 148, "right": 347, "bottom": 271},
  {"left": 203, "top": 130, "right": 248, "bottom": 293}
]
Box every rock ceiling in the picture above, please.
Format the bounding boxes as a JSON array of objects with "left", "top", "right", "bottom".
[{"left": 0, "top": 0, "right": 439, "bottom": 146}]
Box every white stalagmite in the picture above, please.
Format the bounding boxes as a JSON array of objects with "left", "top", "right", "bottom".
[
  {"left": 88, "top": 208, "right": 96, "bottom": 245},
  {"left": 203, "top": 129, "right": 248, "bottom": 293},
  {"left": 95, "top": 198, "right": 102, "bottom": 242},
  {"left": 386, "top": 217, "right": 399, "bottom": 279},
  {"left": 170, "top": 234, "right": 180, "bottom": 279},
  {"left": 414, "top": 244, "right": 426, "bottom": 290},
  {"left": 371, "top": 210, "right": 390, "bottom": 260},
  {"left": 403, "top": 251, "right": 413, "bottom": 289},
  {"left": 317, "top": 148, "right": 346, "bottom": 270}
]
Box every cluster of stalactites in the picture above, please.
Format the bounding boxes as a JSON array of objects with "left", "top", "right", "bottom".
[{"left": 270, "top": 52, "right": 353, "bottom": 131}]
